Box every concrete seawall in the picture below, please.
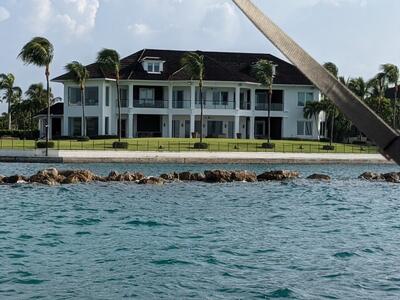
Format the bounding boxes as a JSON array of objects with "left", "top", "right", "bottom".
[{"left": 0, "top": 150, "right": 391, "bottom": 164}]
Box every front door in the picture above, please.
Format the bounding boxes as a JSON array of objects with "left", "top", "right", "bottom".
[
  {"left": 255, "top": 120, "right": 265, "bottom": 138},
  {"left": 172, "top": 120, "right": 180, "bottom": 138}
]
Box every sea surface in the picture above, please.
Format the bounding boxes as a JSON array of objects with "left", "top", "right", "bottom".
[{"left": 0, "top": 163, "right": 399, "bottom": 299}]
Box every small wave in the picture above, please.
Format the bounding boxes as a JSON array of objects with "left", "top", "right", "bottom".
[
  {"left": 151, "top": 258, "right": 192, "bottom": 266},
  {"left": 333, "top": 251, "right": 358, "bottom": 258},
  {"left": 72, "top": 218, "right": 101, "bottom": 226},
  {"left": 125, "top": 220, "right": 170, "bottom": 227},
  {"left": 17, "top": 234, "right": 33, "bottom": 240},
  {"left": 268, "top": 288, "right": 295, "bottom": 298},
  {"left": 13, "top": 278, "right": 46, "bottom": 285},
  {"left": 75, "top": 231, "right": 91, "bottom": 235}
]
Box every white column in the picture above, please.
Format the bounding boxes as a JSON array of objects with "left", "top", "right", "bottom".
[
  {"left": 128, "top": 114, "right": 133, "bottom": 138},
  {"left": 190, "top": 83, "right": 196, "bottom": 109},
  {"left": 168, "top": 84, "right": 173, "bottom": 110},
  {"left": 250, "top": 87, "right": 256, "bottom": 111},
  {"left": 62, "top": 114, "right": 68, "bottom": 136},
  {"left": 234, "top": 115, "right": 240, "bottom": 139},
  {"left": 190, "top": 113, "right": 195, "bottom": 137},
  {"left": 168, "top": 114, "right": 173, "bottom": 138},
  {"left": 133, "top": 115, "right": 137, "bottom": 138},
  {"left": 250, "top": 117, "right": 255, "bottom": 139},
  {"left": 48, "top": 118, "right": 53, "bottom": 140},
  {"left": 129, "top": 83, "right": 134, "bottom": 108},
  {"left": 235, "top": 86, "right": 240, "bottom": 110}
]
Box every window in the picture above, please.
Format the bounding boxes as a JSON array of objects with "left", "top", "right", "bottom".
[
  {"left": 69, "top": 117, "right": 81, "bottom": 136},
  {"left": 297, "top": 121, "right": 313, "bottom": 136},
  {"left": 85, "top": 87, "right": 99, "bottom": 106},
  {"left": 105, "top": 87, "right": 110, "bottom": 107},
  {"left": 68, "top": 87, "right": 99, "bottom": 106},
  {"left": 298, "top": 92, "right": 314, "bottom": 107},
  {"left": 212, "top": 92, "right": 220, "bottom": 105},
  {"left": 146, "top": 61, "right": 161, "bottom": 73},
  {"left": 221, "top": 92, "right": 229, "bottom": 105},
  {"left": 119, "top": 87, "right": 128, "bottom": 107},
  {"left": 105, "top": 117, "right": 109, "bottom": 135},
  {"left": 86, "top": 117, "right": 99, "bottom": 137},
  {"left": 139, "top": 88, "right": 154, "bottom": 105}
]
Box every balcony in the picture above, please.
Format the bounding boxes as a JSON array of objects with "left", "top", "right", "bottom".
[
  {"left": 195, "top": 100, "right": 235, "bottom": 110},
  {"left": 255, "top": 103, "right": 284, "bottom": 111},
  {"left": 172, "top": 100, "right": 191, "bottom": 109},
  {"left": 133, "top": 99, "right": 168, "bottom": 108},
  {"left": 240, "top": 101, "right": 251, "bottom": 110}
]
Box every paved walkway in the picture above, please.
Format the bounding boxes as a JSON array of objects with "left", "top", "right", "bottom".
[{"left": 0, "top": 149, "right": 391, "bottom": 164}]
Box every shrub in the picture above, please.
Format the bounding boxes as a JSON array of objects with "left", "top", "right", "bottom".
[
  {"left": 112, "top": 142, "right": 129, "bottom": 149},
  {"left": 261, "top": 143, "right": 275, "bottom": 149},
  {"left": 193, "top": 142, "right": 208, "bottom": 149},
  {"left": 0, "top": 130, "right": 40, "bottom": 140},
  {"left": 36, "top": 141, "right": 55, "bottom": 149},
  {"left": 322, "top": 145, "right": 335, "bottom": 151},
  {"left": 76, "top": 136, "right": 90, "bottom": 142},
  {"left": 91, "top": 135, "right": 118, "bottom": 140}
]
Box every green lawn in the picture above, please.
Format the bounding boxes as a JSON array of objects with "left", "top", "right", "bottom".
[{"left": 0, "top": 138, "right": 379, "bottom": 154}]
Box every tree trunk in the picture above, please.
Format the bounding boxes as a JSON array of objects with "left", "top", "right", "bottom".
[
  {"left": 330, "top": 113, "right": 335, "bottom": 146},
  {"left": 199, "top": 81, "right": 204, "bottom": 144},
  {"left": 45, "top": 65, "right": 50, "bottom": 157},
  {"left": 8, "top": 100, "right": 11, "bottom": 130},
  {"left": 394, "top": 85, "right": 398, "bottom": 130},
  {"left": 81, "top": 86, "right": 86, "bottom": 137},
  {"left": 116, "top": 80, "right": 122, "bottom": 142},
  {"left": 267, "top": 86, "right": 272, "bottom": 144}
]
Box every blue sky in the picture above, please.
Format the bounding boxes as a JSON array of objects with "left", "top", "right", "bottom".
[{"left": 0, "top": 0, "right": 399, "bottom": 112}]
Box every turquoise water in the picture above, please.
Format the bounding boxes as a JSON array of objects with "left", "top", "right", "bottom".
[{"left": 0, "top": 163, "right": 399, "bottom": 299}]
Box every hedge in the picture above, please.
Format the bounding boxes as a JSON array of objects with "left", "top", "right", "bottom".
[{"left": 0, "top": 130, "right": 40, "bottom": 140}]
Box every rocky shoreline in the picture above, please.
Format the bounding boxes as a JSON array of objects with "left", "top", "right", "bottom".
[{"left": 0, "top": 168, "right": 398, "bottom": 186}]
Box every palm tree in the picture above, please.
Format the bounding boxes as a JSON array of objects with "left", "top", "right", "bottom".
[
  {"left": 322, "top": 62, "right": 340, "bottom": 146},
  {"left": 181, "top": 52, "right": 205, "bottom": 144},
  {"left": 0, "top": 73, "right": 22, "bottom": 130},
  {"left": 303, "top": 101, "right": 323, "bottom": 140},
  {"left": 65, "top": 61, "right": 90, "bottom": 137},
  {"left": 381, "top": 64, "right": 399, "bottom": 129},
  {"left": 367, "top": 72, "right": 387, "bottom": 115},
  {"left": 25, "top": 83, "right": 53, "bottom": 129},
  {"left": 18, "top": 37, "right": 54, "bottom": 155},
  {"left": 96, "top": 49, "right": 122, "bottom": 141},
  {"left": 348, "top": 77, "right": 368, "bottom": 100},
  {"left": 252, "top": 59, "right": 276, "bottom": 146}
]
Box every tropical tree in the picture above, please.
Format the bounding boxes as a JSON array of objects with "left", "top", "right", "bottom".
[
  {"left": 25, "top": 83, "right": 52, "bottom": 129},
  {"left": 18, "top": 37, "right": 54, "bottom": 154},
  {"left": 367, "top": 72, "right": 388, "bottom": 116},
  {"left": 348, "top": 77, "right": 368, "bottom": 100},
  {"left": 0, "top": 73, "right": 22, "bottom": 129},
  {"left": 303, "top": 101, "right": 323, "bottom": 140},
  {"left": 322, "top": 62, "right": 341, "bottom": 145},
  {"left": 381, "top": 64, "right": 399, "bottom": 129},
  {"left": 181, "top": 52, "right": 205, "bottom": 144},
  {"left": 65, "top": 61, "right": 90, "bottom": 137},
  {"left": 96, "top": 49, "right": 122, "bottom": 141},
  {"left": 252, "top": 59, "right": 276, "bottom": 146}
]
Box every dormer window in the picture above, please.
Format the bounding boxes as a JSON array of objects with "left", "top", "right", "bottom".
[{"left": 142, "top": 57, "right": 164, "bottom": 74}]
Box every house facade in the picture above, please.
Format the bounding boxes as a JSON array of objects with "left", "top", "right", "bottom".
[{"left": 45, "top": 49, "right": 323, "bottom": 140}]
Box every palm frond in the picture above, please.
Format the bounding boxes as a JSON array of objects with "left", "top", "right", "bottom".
[
  {"left": 65, "top": 61, "right": 90, "bottom": 86},
  {"left": 251, "top": 59, "right": 275, "bottom": 87},
  {"left": 18, "top": 37, "right": 54, "bottom": 67},
  {"left": 96, "top": 48, "right": 121, "bottom": 75}
]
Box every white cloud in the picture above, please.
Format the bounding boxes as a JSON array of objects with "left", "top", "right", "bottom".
[
  {"left": 0, "top": 6, "right": 10, "bottom": 22},
  {"left": 128, "top": 23, "right": 154, "bottom": 36},
  {"left": 24, "top": 0, "right": 99, "bottom": 37}
]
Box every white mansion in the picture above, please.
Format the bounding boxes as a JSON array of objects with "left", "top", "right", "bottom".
[{"left": 39, "top": 49, "right": 323, "bottom": 140}]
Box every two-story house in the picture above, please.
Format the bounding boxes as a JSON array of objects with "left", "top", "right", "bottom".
[{"left": 40, "top": 49, "right": 323, "bottom": 140}]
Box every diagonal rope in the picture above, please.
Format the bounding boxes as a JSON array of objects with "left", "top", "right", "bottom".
[{"left": 232, "top": 0, "right": 400, "bottom": 164}]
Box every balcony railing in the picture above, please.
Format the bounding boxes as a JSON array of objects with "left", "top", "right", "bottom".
[
  {"left": 255, "top": 103, "right": 284, "bottom": 111},
  {"left": 195, "top": 100, "right": 235, "bottom": 110},
  {"left": 240, "top": 101, "right": 251, "bottom": 110},
  {"left": 133, "top": 99, "right": 168, "bottom": 108},
  {"left": 173, "top": 100, "right": 191, "bottom": 109}
]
